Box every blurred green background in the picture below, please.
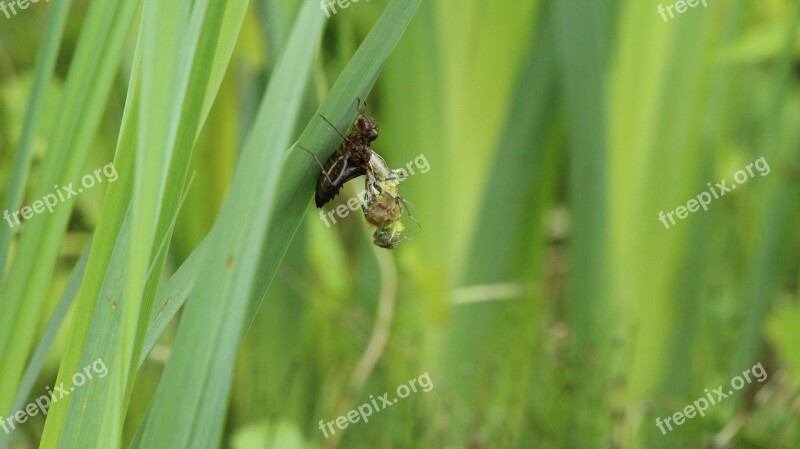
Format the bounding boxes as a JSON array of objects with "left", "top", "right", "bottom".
[{"left": 1, "top": 0, "right": 799, "bottom": 448}]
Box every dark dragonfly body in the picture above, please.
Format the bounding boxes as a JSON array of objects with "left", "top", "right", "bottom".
[
  {"left": 314, "top": 143, "right": 371, "bottom": 207},
  {"left": 313, "top": 101, "right": 379, "bottom": 208}
]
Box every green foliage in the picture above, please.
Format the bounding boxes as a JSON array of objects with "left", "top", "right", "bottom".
[{"left": 1, "top": 0, "right": 799, "bottom": 448}]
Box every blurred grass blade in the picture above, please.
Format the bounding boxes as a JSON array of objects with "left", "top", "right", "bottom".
[
  {"left": 462, "top": 7, "right": 556, "bottom": 285},
  {"left": 0, "top": 0, "right": 71, "bottom": 274},
  {"left": 735, "top": 6, "right": 800, "bottom": 372},
  {"left": 438, "top": 10, "right": 558, "bottom": 441},
  {"left": 554, "top": 0, "right": 611, "bottom": 444}
]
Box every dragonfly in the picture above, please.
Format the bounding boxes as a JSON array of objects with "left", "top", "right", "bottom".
[{"left": 300, "top": 100, "right": 378, "bottom": 208}]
